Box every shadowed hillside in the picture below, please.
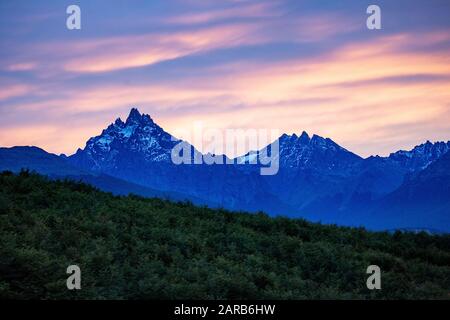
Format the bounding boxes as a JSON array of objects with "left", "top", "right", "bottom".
[{"left": 1, "top": 171, "right": 449, "bottom": 299}]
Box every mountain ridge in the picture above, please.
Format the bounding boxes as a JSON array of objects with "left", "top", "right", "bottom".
[{"left": 1, "top": 107, "right": 449, "bottom": 231}]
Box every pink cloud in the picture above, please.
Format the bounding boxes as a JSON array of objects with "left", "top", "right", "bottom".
[
  {"left": 164, "top": 1, "right": 282, "bottom": 25},
  {"left": 5, "top": 62, "right": 37, "bottom": 72},
  {"left": 0, "top": 83, "right": 34, "bottom": 101},
  {"left": 3, "top": 30, "right": 450, "bottom": 157},
  {"left": 3, "top": 9, "right": 359, "bottom": 76},
  {"left": 62, "top": 24, "right": 264, "bottom": 73}
]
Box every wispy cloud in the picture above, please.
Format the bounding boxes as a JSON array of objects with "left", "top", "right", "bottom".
[
  {"left": 62, "top": 24, "right": 264, "bottom": 73},
  {"left": 163, "top": 1, "right": 281, "bottom": 25},
  {"left": 1, "top": 9, "right": 358, "bottom": 75},
  {"left": 0, "top": 83, "right": 34, "bottom": 101},
  {"left": 1, "top": 1, "right": 450, "bottom": 157},
  {"left": 4, "top": 62, "right": 37, "bottom": 72}
]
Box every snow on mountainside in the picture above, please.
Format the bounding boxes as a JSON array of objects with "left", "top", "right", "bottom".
[
  {"left": 237, "top": 131, "right": 362, "bottom": 172},
  {"left": 71, "top": 107, "right": 450, "bottom": 176},
  {"left": 5, "top": 107, "right": 447, "bottom": 231},
  {"left": 277, "top": 132, "right": 362, "bottom": 170},
  {"left": 388, "top": 140, "right": 450, "bottom": 171},
  {"left": 70, "top": 108, "right": 180, "bottom": 170}
]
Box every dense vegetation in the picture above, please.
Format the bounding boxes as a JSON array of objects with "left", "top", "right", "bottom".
[{"left": 0, "top": 171, "right": 449, "bottom": 299}]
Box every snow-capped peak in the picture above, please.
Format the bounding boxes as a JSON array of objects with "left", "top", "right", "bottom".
[
  {"left": 70, "top": 108, "right": 180, "bottom": 170},
  {"left": 236, "top": 132, "right": 361, "bottom": 170},
  {"left": 125, "top": 107, "right": 155, "bottom": 126},
  {"left": 389, "top": 140, "right": 450, "bottom": 170}
]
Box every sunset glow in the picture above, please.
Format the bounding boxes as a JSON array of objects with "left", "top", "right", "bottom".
[{"left": 1, "top": 0, "right": 450, "bottom": 157}]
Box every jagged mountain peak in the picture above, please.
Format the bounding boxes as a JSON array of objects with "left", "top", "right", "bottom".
[
  {"left": 129, "top": 107, "right": 141, "bottom": 117},
  {"left": 299, "top": 131, "right": 309, "bottom": 142},
  {"left": 281, "top": 131, "right": 307, "bottom": 140},
  {"left": 104, "top": 108, "right": 156, "bottom": 135},
  {"left": 245, "top": 131, "right": 361, "bottom": 170},
  {"left": 125, "top": 107, "right": 154, "bottom": 126},
  {"left": 388, "top": 139, "right": 450, "bottom": 170},
  {"left": 280, "top": 131, "right": 311, "bottom": 144},
  {"left": 279, "top": 132, "right": 343, "bottom": 151},
  {"left": 390, "top": 140, "right": 450, "bottom": 157},
  {"left": 69, "top": 108, "right": 180, "bottom": 169}
]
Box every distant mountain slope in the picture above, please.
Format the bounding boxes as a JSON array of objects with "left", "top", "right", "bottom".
[
  {"left": 388, "top": 140, "right": 450, "bottom": 170},
  {"left": 0, "top": 146, "right": 207, "bottom": 205},
  {"left": 237, "top": 132, "right": 364, "bottom": 221},
  {"left": 1, "top": 171, "right": 450, "bottom": 299},
  {"left": 345, "top": 140, "right": 450, "bottom": 206},
  {"left": 68, "top": 109, "right": 291, "bottom": 214},
  {"left": 2, "top": 107, "right": 450, "bottom": 231},
  {"left": 365, "top": 150, "right": 450, "bottom": 231},
  {"left": 387, "top": 150, "right": 450, "bottom": 204},
  {"left": 65, "top": 108, "right": 450, "bottom": 231},
  {"left": 238, "top": 131, "right": 362, "bottom": 171},
  {"left": 0, "top": 146, "right": 85, "bottom": 176}
]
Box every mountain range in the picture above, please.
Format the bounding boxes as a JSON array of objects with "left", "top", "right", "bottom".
[{"left": 1, "top": 108, "right": 449, "bottom": 232}]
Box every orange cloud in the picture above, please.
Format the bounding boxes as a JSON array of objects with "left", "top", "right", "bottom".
[
  {"left": 3, "top": 30, "right": 450, "bottom": 157},
  {"left": 62, "top": 24, "right": 264, "bottom": 73},
  {"left": 199, "top": 33, "right": 450, "bottom": 156},
  {"left": 0, "top": 83, "right": 34, "bottom": 101},
  {"left": 10, "top": 10, "right": 357, "bottom": 75}
]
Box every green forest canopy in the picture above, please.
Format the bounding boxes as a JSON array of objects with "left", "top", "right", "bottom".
[{"left": 0, "top": 171, "right": 449, "bottom": 299}]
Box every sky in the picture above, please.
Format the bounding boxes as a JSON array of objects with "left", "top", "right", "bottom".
[{"left": 0, "top": 0, "right": 450, "bottom": 157}]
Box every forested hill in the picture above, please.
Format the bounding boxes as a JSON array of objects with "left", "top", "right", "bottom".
[{"left": 1, "top": 171, "right": 449, "bottom": 299}]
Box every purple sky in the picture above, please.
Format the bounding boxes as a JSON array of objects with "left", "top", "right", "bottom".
[{"left": 1, "top": 0, "right": 450, "bottom": 157}]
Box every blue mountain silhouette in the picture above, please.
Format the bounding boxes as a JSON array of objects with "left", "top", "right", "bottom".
[{"left": 1, "top": 108, "right": 449, "bottom": 232}]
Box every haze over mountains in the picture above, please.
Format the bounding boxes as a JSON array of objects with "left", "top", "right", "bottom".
[{"left": 1, "top": 108, "right": 449, "bottom": 232}]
